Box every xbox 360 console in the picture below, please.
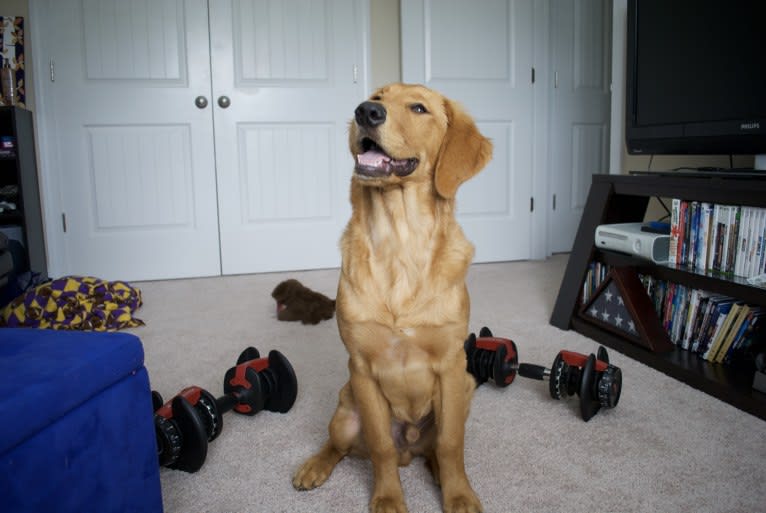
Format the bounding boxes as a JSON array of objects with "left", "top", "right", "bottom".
[{"left": 594, "top": 222, "right": 669, "bottom": 264}]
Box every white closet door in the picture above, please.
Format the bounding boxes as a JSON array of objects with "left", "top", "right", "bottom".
[
  {"left": 401, "top": 0, "right": 535, "bottom": 262},
  {"left": 33, "top": 0, "right": 370, "bottom": 280},
  {"left": 209, "top": 0, "right": 367, "bottom": 274},
  {"left": 548, "top": 0, "right": 612, "bottom": 254},
  {"left": 34, "top": 0, "right": 221, "bottom": 281}
]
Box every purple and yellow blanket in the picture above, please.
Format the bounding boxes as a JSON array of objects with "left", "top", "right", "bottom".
[{"left": 1, "top": 276, "right": 144, "bottom": 331}]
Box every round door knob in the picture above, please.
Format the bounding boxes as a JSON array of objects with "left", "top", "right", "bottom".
[
  {"left": 195, "top": 96, "right": 208, "bottom": 109},
  {"left": 218, "top": 95, "right": 231, "bottom": 109}
]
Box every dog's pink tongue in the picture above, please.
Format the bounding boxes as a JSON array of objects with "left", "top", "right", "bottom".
[{"left": 357, "top": 149, "right": 390, "bottom": 168}]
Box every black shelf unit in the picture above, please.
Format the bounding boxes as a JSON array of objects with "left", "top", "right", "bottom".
[
  {"left": 551, "top": 173, "right": 766, "bottom": 420},
  {"left": 0, "top": 106, "right": 47, "bottom": 278}
]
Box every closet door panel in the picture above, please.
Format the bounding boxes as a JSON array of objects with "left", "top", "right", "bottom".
[
  {"left": 402, "top": 0, "right": 535, "bottom": 262},
  {"left": 210, "top": 0, "right": 367, "bottom": 274}
]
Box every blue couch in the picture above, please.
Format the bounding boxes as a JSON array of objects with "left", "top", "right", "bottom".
[{"left": 0, "top": 328, "right": 163, "bottom": 512}]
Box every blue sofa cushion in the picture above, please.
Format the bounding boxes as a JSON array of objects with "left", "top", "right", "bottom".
[{"left": 0, "top": 328, "right": 146, "bottom": 453}]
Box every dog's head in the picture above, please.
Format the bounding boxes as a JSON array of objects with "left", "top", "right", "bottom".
[{"left": 349, "top": 83, "right": 493, "bottom": 198}]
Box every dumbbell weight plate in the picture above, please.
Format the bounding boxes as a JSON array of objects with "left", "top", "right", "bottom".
[
  {"left": 151, "top": 391, "right": 164, "bottom": 412},
  {"left": 492, "top": 343, "right": 509, "bottom": 388},
  {"left": 549, "top": 353, "right": 567, "bottom": 400},
  {"left": 237, "top": 346, "right": 261, "bottom": 366},
  {"left": 196, "top": 389, "right": 223, "bottom": 441},
  {"left": 154, "top": 414, "right": 182, "bottom": 467},
  {"left": 579, "top": 354, "right": 602, "bottom": 422},
  {"left": 597, "top": 346, "right": 610, "bottom": 364},
  {"left": 264, "top": 350, "right": 298, "bottom": 413},
  {"left": 598, "top": 365, "right": 622, "bottom": 409},
  {"left": 168, "top": 395, "right": 209, "bottom": 472}
]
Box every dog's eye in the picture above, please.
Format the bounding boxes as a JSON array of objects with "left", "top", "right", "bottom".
[
  {"left": 410, "top": 103, "right": 428, "bottom": 114},
  {"left": 371, "top": 95, "right": 382, "bottom": 101}
]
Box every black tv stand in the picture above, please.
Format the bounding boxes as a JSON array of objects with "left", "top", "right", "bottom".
[
  {"left": 629, "top": 168, "right": 766, "bottom": 179},
  {"left": 551, "top": 173, "right": 766, "bottom": 420}
]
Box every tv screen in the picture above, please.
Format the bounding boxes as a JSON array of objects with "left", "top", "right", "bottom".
[{"left": 625, "top": 0, "right": 766, "bottom": 156}]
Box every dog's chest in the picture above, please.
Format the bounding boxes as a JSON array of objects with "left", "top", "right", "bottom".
[
  {"left": 366, "top": 218, "right": 438, "bottom": 311},
  {"left": 370, "top": 329, "right": 436, "bottom": 423}
]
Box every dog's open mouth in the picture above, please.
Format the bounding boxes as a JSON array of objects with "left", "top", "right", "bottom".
[{"left": 355, "top": 138, "right": 419, "bottom": 178}]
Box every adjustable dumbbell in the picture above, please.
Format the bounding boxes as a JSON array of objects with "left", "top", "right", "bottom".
[
  {"left": 518, "top": 346, "right": 622, "bottom": 422},
  {"left": 223, "top": 346, "right": 297, "bottom": 415},
  {"left": 464, "top": 327, "right": 622, "bottom": 421},
  {"left": 464, "top": 326, "right": 519, "bottom": 387},
  {"left": 153, "top": 347, "right": 298, "bottom": 472}
]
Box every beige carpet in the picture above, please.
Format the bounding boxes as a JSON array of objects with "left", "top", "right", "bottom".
[{"left": 131, "top": 254, "right": 766, "bottom": 513}]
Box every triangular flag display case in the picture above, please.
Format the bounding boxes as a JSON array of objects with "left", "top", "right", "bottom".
[{"left": 580, "top": 266, "right": 673, "bottom": 353}]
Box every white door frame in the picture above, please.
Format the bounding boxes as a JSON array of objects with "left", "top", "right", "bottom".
[
  {"left": 532, "top": 0, "right": 551, "bottom": 259},
  {"left": 29, "top": 0, "right": 67, "bottom": 277}
]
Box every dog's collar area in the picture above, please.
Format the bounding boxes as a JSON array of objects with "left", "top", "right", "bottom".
[{"left": 356, "top": 138, "right": 418, "bottom": 178}]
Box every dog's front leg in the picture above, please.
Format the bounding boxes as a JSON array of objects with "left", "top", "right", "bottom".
[
  {"left": 350, "top": 368, "right": 408, "bottom": 513},
  {"left": 434, "top": 361, "right": 482, "bottom": 513}
]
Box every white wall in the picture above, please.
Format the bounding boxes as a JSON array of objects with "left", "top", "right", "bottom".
[
  {"left": 370, "top": 0, "right": 401, "bottom": 89},
  {"left": 608, "top": 0, "right": 626, "bottom": 174}
]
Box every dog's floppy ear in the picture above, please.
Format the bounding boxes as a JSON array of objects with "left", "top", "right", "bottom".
[{"left": 434, "top": 99, "right": 493, "bottom": 199}]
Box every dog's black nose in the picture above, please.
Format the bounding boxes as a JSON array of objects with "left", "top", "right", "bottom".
[{"left": 355, "top": 101, "right": 386, "bottom": 127}]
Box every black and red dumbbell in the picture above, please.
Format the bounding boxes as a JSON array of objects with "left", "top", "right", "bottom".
[
  {"left": 464, "top": 327, "right": 519, "bottom": 387},
  {"left": 464, "top": 327, "right": 622, "bottom": 421},
  {"left": 518, "top": 346, "right": 622, "bottom": 422},
  {"left": 152, "top": 347, "right": 297, "bottom": 472}
]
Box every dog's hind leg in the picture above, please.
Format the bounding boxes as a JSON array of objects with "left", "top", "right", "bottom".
[{"left": 293, "top": 383, "right": 361, "bottom": 490}]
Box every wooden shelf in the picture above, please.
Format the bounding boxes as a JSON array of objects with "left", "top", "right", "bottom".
[
  {"left": 598, "top": 250, "right": 766, "bottom": 307},
  {"left": 570, "top": 317, "right": 766, "bottom": 419},
  {"left": 0, "top": 107, "right": 46, "bottom": 279},
  {"left": 551, "top": 173, "right": 766, "bottom": 420},
  {"left": 0, "top": 213, "right": 23, "bottom": 225}
]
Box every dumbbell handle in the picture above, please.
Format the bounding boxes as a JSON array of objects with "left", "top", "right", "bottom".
[
  {"left": 518, "top": 363, "right": 550, "bottom": 381},
  {"left": 215, "top": 393, "right": 238, "bottom": 415}
]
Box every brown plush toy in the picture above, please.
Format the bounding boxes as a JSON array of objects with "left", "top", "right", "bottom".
[{"left": 271, "top": 279, "right": 336, "bottom": 325}]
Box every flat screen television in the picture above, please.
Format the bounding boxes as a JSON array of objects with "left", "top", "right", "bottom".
[{"left": 625, "top": 0, "right": 766, "bottom": 166}]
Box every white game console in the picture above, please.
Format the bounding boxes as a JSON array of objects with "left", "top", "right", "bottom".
[{"left": 594, "top": 222, "right": 670, "bottom": 264}]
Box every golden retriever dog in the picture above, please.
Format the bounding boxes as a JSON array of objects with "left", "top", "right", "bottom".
[{"left": 292, "top": 83, "right": 492, "bottom": 513}]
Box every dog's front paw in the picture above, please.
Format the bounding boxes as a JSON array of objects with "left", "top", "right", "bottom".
[
  {"left": 370, "top": 494, "right": 408, "bottom": 513},
  {"left": 292, "top": 454, "right": 334, "bottom": 491},
  {"left": 444, "top": 490, "right": 483, "bottom": 513}
]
